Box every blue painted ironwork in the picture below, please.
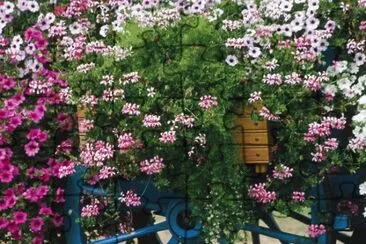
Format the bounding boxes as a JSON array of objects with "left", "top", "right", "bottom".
[
  {"left": 63, "top": 49, "right": 358, "bottom": 243},
  {"left": 64, "top": 165, "right": 360, "bottom": 244},
  {"left": 64, "top": 168, "right": 85, "bottom": 244}
]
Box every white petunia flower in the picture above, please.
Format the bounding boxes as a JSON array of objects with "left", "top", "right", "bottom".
[
  {"left": 69, "top": 22, "right": 83, "bottom": 35},
  {"left": 225, "top": 55, "right": 239, "bottom": 66},
  {"left": 291, "top": 19, "right": 304, "bottom": 32},
  {"left": 3, "top": 1, "right": 15, "bottom": 14},
  {"left": 248, "top": 47, "right": 261, "bottom": 58},
  {"left": 360, "top": 182, "right": 366, "bottom": 195},
  {"left": 306, "top": 17, "right": 319, "bottom": 30},
  {"left": 99, "top": 25, "right": 109, "bottom": 37},
  {"left": 27, "top": 1, "right": 40, "bottom": 12},
  {"left": 46, "top": 13, "right": 56, "bottom": 23},
  {"left": 355, "top": 53, "right": 365, "bottom": 66},
  {"left": 307, "top": 0, "right": 319, "bottom": 10}
]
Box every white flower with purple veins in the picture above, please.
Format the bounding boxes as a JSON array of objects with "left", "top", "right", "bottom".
[
  {"left": 69, "top": 22, "right": 83, "bottom": 35},
  {"left": 25, "top": 43, "right": 36, "bottom": 54},
  {"left": 306, "top": 17, "right": 320, "bottom": 30},
  {"left": 307, "top": 0, "right": 319, "bottom": 10},
  {"left": 37, "top": 15, "right": 51, "bottom": 31},
  {"left": 281, "top": 24, "right": 292, "bottom": 37},
  {"left": 17, "top": 0, "right": 28, "bottom": 11},
  {"left": 1, "top": 2, "right": 15, "bottom": 14},
  {"left": 291, "top": 19, "right": 304, "bottom": 32},
  {"left": 279, "top": 0, "right": 293, "bottom": 12},
  {"left": 355, "top": 53, "right": 365, "bottom": 66},
  {"left": 360, "top": 182, "right": 366, "bottom": 195},
  {"left": 318, "top": 39, "right": 329, "bottom": 52},
  {"left": 12, "top": 35, "right": 23, "bottom": 45},
  {"left": 248, "top": 47, "right": 261, "bottom": 58},
  {"left": 27, "top": 1, "right": 40, "bottom": 12},
  {"left": 225, "top": 55, "right": 238, "bottom": 66},
  {"left": 243, "top": 36, "right": 254, "bottom": 47},
  {"left": 324, "top": 20, "right": 336, "bottom": 32},
  {"left": 100, "top": 25, "right": 109, "bottom": 37}
]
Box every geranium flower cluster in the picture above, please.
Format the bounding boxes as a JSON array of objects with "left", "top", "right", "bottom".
[
  {"left": 248, "top": 183, "right": 277, "bottom": 204},
  {"left": 140, "top": 156, "right": 165, "bottom": 175},
  {"left": 119, "top": 190, "right": 141, "bottom": 207},
  {"left": 308, "top": 224, "right": 326, "bottom": 238},
  {"left": 80, "top": 140, "right": 115, "bottom": 167},
  {"left": 304, "top": 116, "right": 346, "bottom": 162}
]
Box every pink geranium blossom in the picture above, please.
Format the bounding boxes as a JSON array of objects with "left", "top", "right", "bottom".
[
  {"left": 272, "top": 164, "right": 293, "bottom": 180},
  {"left": 248, "top": 183, "right": 276, "bottom": 204},
  {"left": 292, "top": 191, "right": 305, "bottom": 202},
  {"left": 308, "top": 224, "right": 326, "bottom": 238},
  {"left": 140, "top": 156, "right": 165, "bottom": 175},
  {"left": 159, "top": 130, "right": 176, "bottom": 143},
  {"left": 199, "top": 95, "right": 218, "bottom": 110},
  {"left": 119, "top": 190, "right": 141, "bottom": 207}
]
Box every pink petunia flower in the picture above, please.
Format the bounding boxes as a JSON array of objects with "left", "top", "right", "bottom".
[
  {"left": 24, "top": 140, "right": 40, "bottom": 157},
  {"left": 30, "top": 217, "right": 44, "bottom": 232},
  {"left": 55, "top": 188, "right": 65, "bottom": 203},
  {"left": 0, "top": 217, "right": 9, "bottom": 229},
  {"left": 13, "top": 211, "right": 27, "bottom": 224},
  {"left": 52, "top": 214, "right": 64, "bottom": 227}
]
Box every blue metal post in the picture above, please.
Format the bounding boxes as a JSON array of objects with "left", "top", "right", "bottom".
[
  {"left": 64, "top": 170, "right": 84, "bottom": 244},
  {"left": 311, "top": 183, "right": 327, "bottom": 244}
]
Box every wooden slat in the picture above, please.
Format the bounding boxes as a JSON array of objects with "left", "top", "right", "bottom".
[
  {"left": 233, "top": 117, "right": 268, "bottom": 130},
  {"left": 233, "top": 130, "right": 269, "bottom": 145},
  {"left": 243, "top": 146, "right": 271, "bottom": 162}
]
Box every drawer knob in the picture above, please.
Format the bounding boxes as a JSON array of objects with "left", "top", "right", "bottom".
[
  {"left": 255, "top": 138, "right": 259, "bottom": 142},
  {"left": 256, "top": 153, "right": 260, "bottom": 157},
  {"left": 254, "top": 122, "right": 258, "bottom": 126}
]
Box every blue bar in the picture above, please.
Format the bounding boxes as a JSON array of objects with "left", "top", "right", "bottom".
[
  {"left": 90, "top": 221, "right": 169, "bottom": 244},
  {"left": 64, "top": 172, "right": 85, "bottom": 244},
  {"left": 80, "top": 184, "right": 107, "bottom": 197}
]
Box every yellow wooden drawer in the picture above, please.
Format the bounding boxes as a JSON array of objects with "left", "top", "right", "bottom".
[
  {"left": 243, "top": 146, "right": 271, "bottom": 163},
  {"left": 232, "top": 130, "right": 269, "bottom": 145},
  {"left": 233, "top": 117, "right": 268, "bottom": 130},
  {"left": 77, "top": 107, "right": 87, "bottom": 145},
  {"left": 233, "top": 145, "right": 271, "bottom": 163}
]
